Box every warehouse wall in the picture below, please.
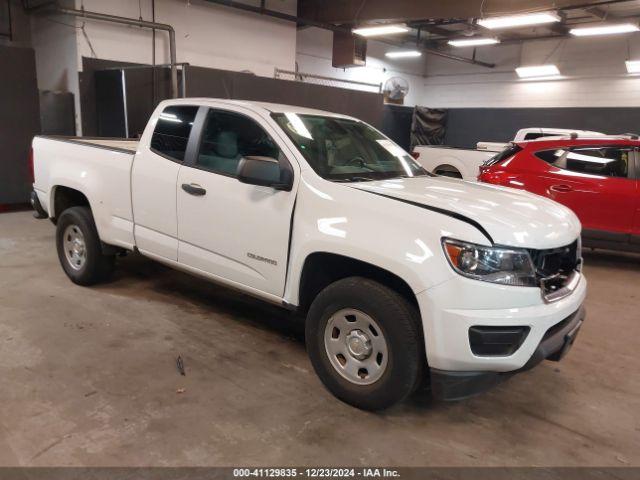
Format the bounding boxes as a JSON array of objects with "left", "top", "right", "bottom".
[
  {"left": 0, "top": 0, "right": 31, "bottom": 46},
  {"left": 30, "top": 9, "right": 78, "bottom": 98},
  {"left": 296, "top": 27, "right": 427, "bottom": 107},
  {"left": 0, "top": 45, "right": 41, "bottom": 205},
  {"left": 30, "top": 0, "right": 298, "bottom": 134},
  {"left": 75, "top": 0, "right": 297, "bottom": 76},
  {"left": 419, "top": 35, "right": 640, "bottom": 108}
]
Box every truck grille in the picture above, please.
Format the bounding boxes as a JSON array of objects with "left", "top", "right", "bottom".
[{"left": 528, "top": 240, "right": 581, "bottom": 296}]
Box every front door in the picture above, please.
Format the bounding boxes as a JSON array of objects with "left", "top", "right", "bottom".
[{"left": 176, "top": 106, "right": 297, "bottom": 297}]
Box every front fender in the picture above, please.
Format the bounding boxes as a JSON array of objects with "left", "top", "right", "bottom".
[{"left": 282, "top": 175, "right": 488, "bottom": 305}]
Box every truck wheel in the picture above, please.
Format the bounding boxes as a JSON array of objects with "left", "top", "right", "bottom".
[
  {"left": 306, "top": 277, "right": 424, "bottom": 410},
  {"left": 55, "top": 206, "right": 115, "bottom": 286}
]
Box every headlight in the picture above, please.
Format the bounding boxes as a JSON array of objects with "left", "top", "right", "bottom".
[{"left": 442, "top": 238, "right": 537, "bottom": 287}]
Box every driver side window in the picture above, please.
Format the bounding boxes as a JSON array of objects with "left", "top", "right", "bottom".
[{"left": 196, "top": 109, "right": 281, "bottom": 177}]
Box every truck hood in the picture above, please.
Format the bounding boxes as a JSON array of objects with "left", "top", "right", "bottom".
[{"left": 350, "top": 177, "right": 581, "bottom": 249}]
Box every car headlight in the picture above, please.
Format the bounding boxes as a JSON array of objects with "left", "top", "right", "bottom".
[{"left": 442, "top": 238, "right": 537, "bottom": 287}]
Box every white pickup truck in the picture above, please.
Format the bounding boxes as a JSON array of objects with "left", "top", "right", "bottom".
[
  {"left": 31, "top": 99, "right": 586, "bottom": 410},
  {"left": 414, "top": 128, "right": 605, "bottom": 181}
]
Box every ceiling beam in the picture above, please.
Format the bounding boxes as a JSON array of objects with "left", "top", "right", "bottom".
[
  {"left": 415, "top": 24, "right": 460, "bottom": 39},
  {"left": 298, "top": 0, "right": 612, "bottom": 25},
  {"left": 585, "top": 6, "right": 609, "bottom": 18}
]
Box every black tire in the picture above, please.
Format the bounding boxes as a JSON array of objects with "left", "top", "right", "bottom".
[
  {"left": 56, "top": 206, "right": 115, "bottom": 286},
  {"left": 305, "top": 277, "right": 424, "bottom": 411}
]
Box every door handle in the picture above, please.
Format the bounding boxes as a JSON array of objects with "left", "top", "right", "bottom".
[
  {"left": 181, "top": 183, "right": 207, "bottom": 196},
  {"left": 550, "top": 184, "right": 573, "bottom": 193}
]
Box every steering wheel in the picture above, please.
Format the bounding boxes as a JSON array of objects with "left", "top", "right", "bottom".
[{"left": 345, "top": 156, "right": 368, "bottom": 168}]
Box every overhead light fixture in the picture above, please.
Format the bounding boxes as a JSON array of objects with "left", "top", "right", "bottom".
[
  {"left": 352, "top": 24, "right": 409, "bottom": 37},
  {"left": 626, "top": 60, "right": 640, "bottom": 73},
  {"left": 515, "top": 64, "right": 561, "bottom": 78},
  {"left": 570, "top": 23, "right": 639, "bottom": 36},
  {"left": 478, "top": 11, "right": 560, "bottom": 29},
  {"left": 385, "top": 50, "right": 422, "bottom": 58},
  {"left": 448, "top": 37, "right": 500, "bottom": 47}
]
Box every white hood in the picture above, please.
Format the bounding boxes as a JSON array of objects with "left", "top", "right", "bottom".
[{"left": 351, "top": 177, "right": 581, "bottom": 249}]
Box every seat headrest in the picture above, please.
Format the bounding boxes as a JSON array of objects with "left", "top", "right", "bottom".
[{"left": 216, "top": 131, "right": 238, "bottom": 158}]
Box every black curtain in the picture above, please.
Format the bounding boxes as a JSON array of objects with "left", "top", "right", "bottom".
[{"left": 410, "top": 107, "right": 447, "bottom": 149}]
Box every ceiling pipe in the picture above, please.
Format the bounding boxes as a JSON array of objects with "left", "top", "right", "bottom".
[
  {"left": 54, "top": 6, "right": 179, "bottom": 98},
  {"left": 204, "top": 0, "right": 349, "bottom": 32},
  {"left": 559, "top": 0, "right": 635, "bottom": 11},
  {"left": 203, "top": 0, "right": 494, "bottom": 68},
  {"left": 422, "top": 46, "right": 494, "bottom": 68}
]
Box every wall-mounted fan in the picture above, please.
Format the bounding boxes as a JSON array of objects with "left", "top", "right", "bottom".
[{"left": 383, "top": 76, "right": 410, "bottom": 104}]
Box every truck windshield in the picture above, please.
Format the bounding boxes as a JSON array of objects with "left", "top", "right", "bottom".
[{"left": 271, "top": 113, "right": 429, "bottom": 182}]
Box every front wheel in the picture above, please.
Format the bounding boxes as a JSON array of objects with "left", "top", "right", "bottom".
[
  {"left": 305, "top": 277, "right": 424, "bottom": 410},
  {"left": 56, "top": 206, "right": 115, "bottom": 286}
]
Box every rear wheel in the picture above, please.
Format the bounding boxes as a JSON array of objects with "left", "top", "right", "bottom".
[
  {"left": 56, "top": 206, "right": 115, "bottom": 285},
  {"left": 306, "top": 277, "right": 424, "bottom": 410}
]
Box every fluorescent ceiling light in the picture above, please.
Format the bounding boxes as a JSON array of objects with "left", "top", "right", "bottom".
[
  {"left": 626, "top": 60, "right": 640, "bottom": 73},
  {"left": 478, "top": 11, "right": 560, "bottom": 29},
  {"left": 385, "top": 50, "right": 422, "bottom": 58},
  {"left": 516, "top": 64, "right": 561, "bottom": 78},
  {"left": 570, "top": 23, "right": 639, "bottom": 36},
  {"left": 353, "top": 24, "right": 409, "bottom": 37},
  {"left": 448, "top": 38, "right": 500, "bottom": 47}
]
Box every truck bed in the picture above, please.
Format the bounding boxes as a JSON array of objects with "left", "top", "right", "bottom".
[
  {"left": 413, "top": 145, "right": 494, "bottom": 181},
  {"left": 32, "top": 135, "right": 137, "bottom": 251},
  {"left": 40, "top": 136, "right": 139, "bottom": 153}
]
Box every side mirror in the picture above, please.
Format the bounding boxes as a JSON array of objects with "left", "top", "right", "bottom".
[{"left": 237, "top": 156, "right": 293, "bottom": 191}]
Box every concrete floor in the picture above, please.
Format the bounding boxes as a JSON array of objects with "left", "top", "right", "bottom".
[{"left": 0, "top": 210, "right": 638, "bottom": 467}]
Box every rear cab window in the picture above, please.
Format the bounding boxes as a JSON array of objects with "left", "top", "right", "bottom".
[{"left": 150, "top": 106, "right": 199, "bottom": 162}]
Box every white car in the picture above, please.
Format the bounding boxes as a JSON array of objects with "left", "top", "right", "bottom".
[
  {"left": 31, "top": 99, "right": 586, "bottom": 410},
  {"left": 414, "top": 128, "right": 605, "bottom": 181}
]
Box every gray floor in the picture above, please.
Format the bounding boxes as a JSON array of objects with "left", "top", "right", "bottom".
[{"left": 0, "top": 211, "right": 638, "bottom": 467}]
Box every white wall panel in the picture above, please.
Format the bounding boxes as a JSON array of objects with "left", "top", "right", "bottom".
[
  {"left": 419, "top": 36, "right": 640, "bottom": 108},
  {"left": 30, "top": 6, "right": 81, "bottom": 133},
  {"left": 30, "top": 0, "right": 298, "bottom": 134},
  {"left": 75, "top": 0, "right": 297, "bottom": 76}
]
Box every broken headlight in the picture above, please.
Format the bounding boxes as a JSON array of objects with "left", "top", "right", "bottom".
[{"left": 442, "top": 238, "right": 537, "bottom": 287}]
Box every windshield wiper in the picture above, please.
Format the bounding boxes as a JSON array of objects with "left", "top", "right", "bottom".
[
  {"left": 397, "top": 172, "right": 434, "bottom": 178},
  {"left": 331, "top": 176, "right": 375, "bottom": 183}
]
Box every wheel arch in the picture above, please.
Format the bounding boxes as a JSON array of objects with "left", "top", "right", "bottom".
[
  {"left": 296, "top": 252, "right": 420, "bottom": 316},
  {"left": 434, "top": 163, "right": 463, "bottom": 178},
  {"left": 50, "top": 184, "right": 92, "bottom": 220}
]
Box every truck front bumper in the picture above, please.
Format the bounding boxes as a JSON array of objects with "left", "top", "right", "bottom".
[
  {"left": 416, "top": 272, "right": 587, "bottom": 400},
  {"left": 430, "top": 305, "right": 585, "bottom": 400}
]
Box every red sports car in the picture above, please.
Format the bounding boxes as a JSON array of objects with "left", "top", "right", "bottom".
[{"left": 478, "top": 136, "right": 640, "bottom": 253}]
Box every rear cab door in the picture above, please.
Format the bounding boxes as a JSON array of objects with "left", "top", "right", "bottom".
[{"left": 131, "top": 104, "right": 200, "bottom": 261}]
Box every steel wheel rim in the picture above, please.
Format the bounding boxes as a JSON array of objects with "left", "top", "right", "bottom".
[
  {"left": 324, "top": 308, "right": 389, "bottom": 386},
  {"left": 63, "top": 224, "right": 87, "bottom": 270}
]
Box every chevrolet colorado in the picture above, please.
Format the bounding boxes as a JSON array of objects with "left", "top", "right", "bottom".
[{"left": 31, "top": 99, "right": 586, "bottom": 410}]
